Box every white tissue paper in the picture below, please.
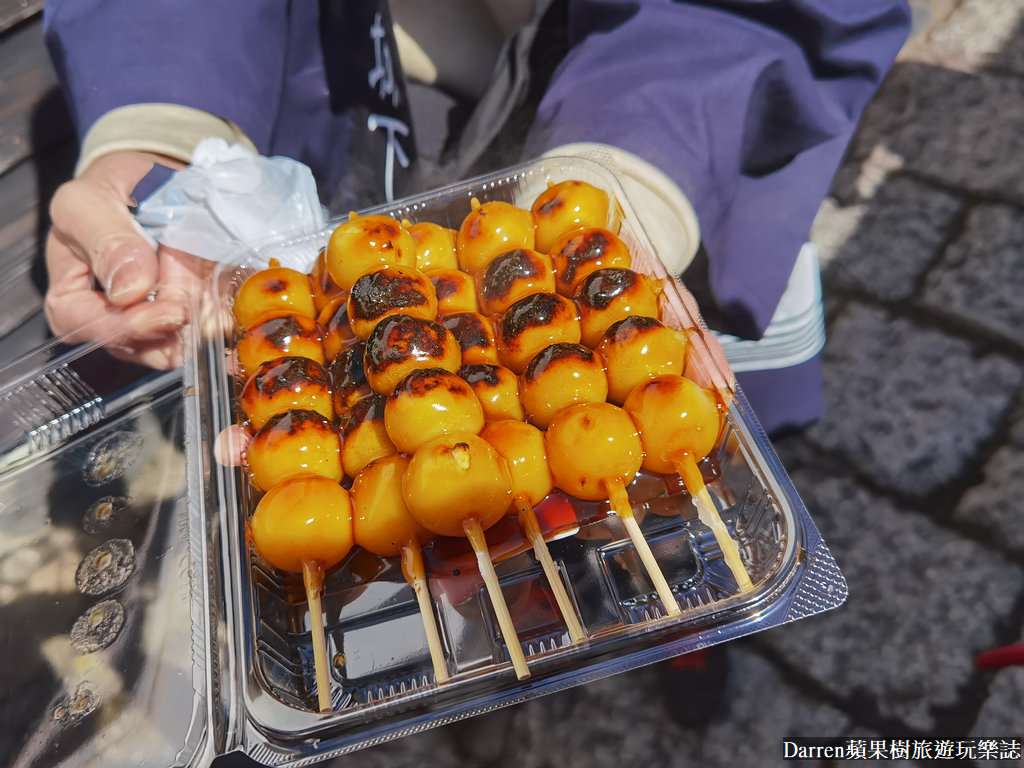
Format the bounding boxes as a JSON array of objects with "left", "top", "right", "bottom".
[{"left": 134, "top": 138, "right": 326, "bottom": 263}]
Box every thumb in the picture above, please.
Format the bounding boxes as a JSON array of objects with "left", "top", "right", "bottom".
[{"left": 49, "top": 174, "right": 161, "bottom": 306}]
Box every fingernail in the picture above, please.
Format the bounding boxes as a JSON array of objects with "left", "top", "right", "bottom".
[{"left": 106, "top": 259, "right": 144, "bottom": 302}]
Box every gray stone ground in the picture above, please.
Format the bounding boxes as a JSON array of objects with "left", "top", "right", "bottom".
[{"left": 348, "top": 4, "right": 1024, "bottom": 767}]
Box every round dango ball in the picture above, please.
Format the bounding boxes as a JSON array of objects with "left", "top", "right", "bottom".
[
  {"left": 574, "top": 267, "right": 663, "bottom": 347},
  {"left": 456, "top": 199, "right": 536, "bottom": 276},
  {"left": 245, "top": 409, "right": 342, "bottom": 491},
  {"left": 384, "top": 368, "right": 485, "bottom": 455},
  {"left": 236, "top": 313, "right": 324, "bottom": 381},
  {"left": 408, "top": 221, "right": 459, "bottom": 273},
  {"left": 497, "top": 292, "right": 581, "bottom": 374},
  {"left": 329, "top": 342, "right": 372, "bottom": 416},
  {"left": 430, "top": 268, "right": 480, "bottom": 315},
  {"left": 478, "top": 248, "right": 556, "bottom": 318},
  {"left": 549, "top": 227, "right": 631, "bottom": 297},
  {"left": 239, "top": 356, "right": 333, "bottom": 430},
  {"left": 250, "top": 475, "right": 354, "bottom": 574},
  {"left": 233, "top": 264, "right": 317, "bottom": 330},
  {"left": 598, "top": 316, "right": 688, "bottom": 404},
  {"left": 545, "top": 402, "right": 643, "bottom": 501},
  {"left": 458, "top": 363, "right": 525, "bottom": 422},
  {"left": 340, "top": 394, "right": 396, "bottom": 479},
  {"left": 531, "top": 180, "right": 612, "bottom": 254},
  {"left": 440, "top": 312, "right": 500, "bottom": 366},
  {"left": 480, "top": 420, "right": 553, "bottom": 507},
  {"left": 352, "top": 454, "right": 434, "bottom": 558},
  {"left": 623, "top": 374, "right": 722, "bottom": 475},
  {"left": 347, "top": 265, "right": 438, "bottom": 340},
  {"left": 364, "top": 314, "right": 462, "bottom": 395},
  {"left": 403, "top": 432, "right": 513, "bottom": 538},
  {"left": 520, "top": 342, "right": 608, "bottom": 429},
  {"left": 325, "top": 214, "right": 416, "bottom": 292}
]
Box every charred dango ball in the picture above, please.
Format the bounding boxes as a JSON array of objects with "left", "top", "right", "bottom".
[
  {"left": 250, "top": 475, "right": 354, "bottom": 574},
  {"left": 598, "top": 316, "right": 688, "bottom": 404},
  {"left": 308, "top": 247, "right": 346, "bottom": 313},
  {"left": 233, "top": 264, "right": 317, "bottom": 330},
  {"left": 351, "top": 454, "right": 434, "bottom": 558},
  {"left": 329, "top": 343, "right": 372, "bottom": 416},
  {"left": 549, "top": 227, "right": 631, "bottom": 297},
  {"left": 325, "top": 214, "right": 417, "bottom": 292},
  {"left": 622, "top": 374, "right": 721, "bottom": 475},
  {"left": 245, "top": 409, "right": 343, "bottom": 491},
  {"left": 456, "top": 199, "right": 536, "bottom": 276},
  {"left": 430, "top": 268, "right": 480, "bottom": 315},
  {"left": 364, "top": 314, "right": 462, "bottom": 395},
  {"left": 403, "top": 432, "right": 513, "bottom": 538},
  {"left": 236, "top": 313, "right": 324, "bottom": 380},
  {"left": 458, "top": 363, "right": 525, "bottom": 422},
  {"left": 318, "top": 296, "right": 359, "bottom": 360},
  {"left": 340, "top": 394, "right": 396, "bottom": 478},
  {"left": 546, "top": 402, "right": 643, "bottom": 501},
  {"left": 384, "top": 368, "right": 485, "bottom": 454},
  {"left": 520, "top": 342, "right": 608, "bottom": 429},
  {"left": 497, "top": 292, "right": 581, "bottom": 374},
  {"left": 531, "top": 180, "right": 612, "bottom": 254},
  {"left": 575, "top": 267, "right": 663, "bottom": 347},
  {"left": 480, "top": 420, "right": 553, "bottom": 507},
  {"left": 478, "top": 248, "right": 556, "bottom": 318},
  {"left": 408, "top": 221, "right": 459, "bottom": 273},
  {"left": 239, "top": 356, "right": 333, "bottom": 430},
  {"left": 347, "top": 265, "right": 438, "bottom": 340},
  {"left": 440, "top": 312, "right": 500, "bottom": 366}
]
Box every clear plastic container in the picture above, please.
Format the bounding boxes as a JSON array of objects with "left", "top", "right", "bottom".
[{"left": 0, "top": 156, "right": 846, "bottom": 767}]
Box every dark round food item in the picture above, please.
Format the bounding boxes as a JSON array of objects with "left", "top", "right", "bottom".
[
  {"left": 497, "top": 291, "right": 581, "bottom": 373},
  {"left": 440, "top": 312, "right": 500, "bottom": 366},
  {"left": 238, "top": 356, "right": 334, "bottom": 430},
  {"left": 346, "top": 265, "right": 437, "bottom": 339},
  {"left": 330, "top": 342, "right": 372, "bottom": 415},
  {"left": 364, "top": 314, "right": 462, "bottom": 395},
  {"left": 478, "top": 248, "right": 555, "bottom": 317},
  {"left": 70, "top": 599, "right": 126, "bottom": 653},
  {"left": 75, "top": 538, "right": 136, "bottom": 596}
]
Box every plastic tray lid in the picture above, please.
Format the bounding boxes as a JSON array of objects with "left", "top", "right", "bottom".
[{"left": 0, "top": 329, "right": 218, "bottom": 768}]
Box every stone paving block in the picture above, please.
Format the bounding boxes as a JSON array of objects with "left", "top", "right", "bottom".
[
  {"left": 758, "top": 470, "right": 1024, "bottom": 732},
  {"left": 815, "top": 175, "right": 963, "bottom": 301},
  {"left": 922, "top": 203, "right": 1024, "bottom": 348},
  {"left": 952, "top": 405, "right": 1024, "bottom": 556},
  {"left": 805, "top": 304, "right": 1022, "bottom": 497},
  {"left": 926, "top": 0, "right": 1024, "bottom": 77},
  {"left": 848, "top": 63, "right": 1024, "bottom": 204}
]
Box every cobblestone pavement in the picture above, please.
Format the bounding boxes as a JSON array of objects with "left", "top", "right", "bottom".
[{"left": 346, "top": 3, "right": 1024, "bottom": 767}]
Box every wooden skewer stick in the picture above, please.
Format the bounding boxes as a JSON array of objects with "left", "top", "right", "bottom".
[
  {"left": 461, "top": 516, "right": 531, "bottom": 680},
  {"left": 674, "top": 454, "right": 753, "bottom": 593},
  {"left": 401, "top": 543, "right": 450, "bottom": 683},
  {"left": 301, "top": 560, "right": 334, "bottom": 712},
  {"left": 604, "top": 477, "right": 682, "bottom": 617},
  {"left": 514, "top": 496, "right": 587, "bottom": 643}
]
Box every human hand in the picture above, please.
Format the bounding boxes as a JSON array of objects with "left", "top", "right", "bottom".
[{"left": 45, "top": 150, "right": 209, "bottom": 369}]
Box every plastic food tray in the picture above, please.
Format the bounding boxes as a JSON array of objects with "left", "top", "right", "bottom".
[{"left": 0, "top": 156, "right": 846, "bottom": 767}]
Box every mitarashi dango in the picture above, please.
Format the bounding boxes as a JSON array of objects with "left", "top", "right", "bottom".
[
  {"left": 384, "top": 368, "right": 485, "bottom": 455},
  {"left": 233, "top": 263, "right": 317, "bottom": 330},
  {"left": 520, "top": 342, "right": 608, "bottom": 429},
  {"left": 531, "top": 179, "right": 612, "bottom": 254},
  {"left": 549, "top": 227, "right": 631, "bottom": 297},
  {"left": 325, "top": 213, "right": 417, "bottom": 292},
  {"left": 458, "top": 363, "right": 526, "bottom": 422},
  {"left": 408, "top": 220, "right": 459, "bottom": 273},
  {"left": 456, "top": 199, "right": 536, "bottom": 276},
  {"left": 245, "top": 409, "right": 342, "bottom": 491},
  {"left": 440, "top": 312, "right": 500, "bottom": 366},
  {"left": 574, "top": 267, "right": 664, "bottom": 348},
  {"left": 347, "top": 265, "right": 438, "bottom": 340},
  {"left": 598, "top": 316, "right": 688, "bottom": 404},
  {"left": 364, "top": 314, "right": 462, "bottom": 395},
  {"left": 478, "top": 248, "right": 556, "bottom": 317},
  {"left": 236, "top": 313, "right": 324, "bottom": 381},
  {"left": 497, "top": 292, "right": 581, "bottom": 374},
  {"left": 239, "top": 356, "right": 334, "bottom": 431}
]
